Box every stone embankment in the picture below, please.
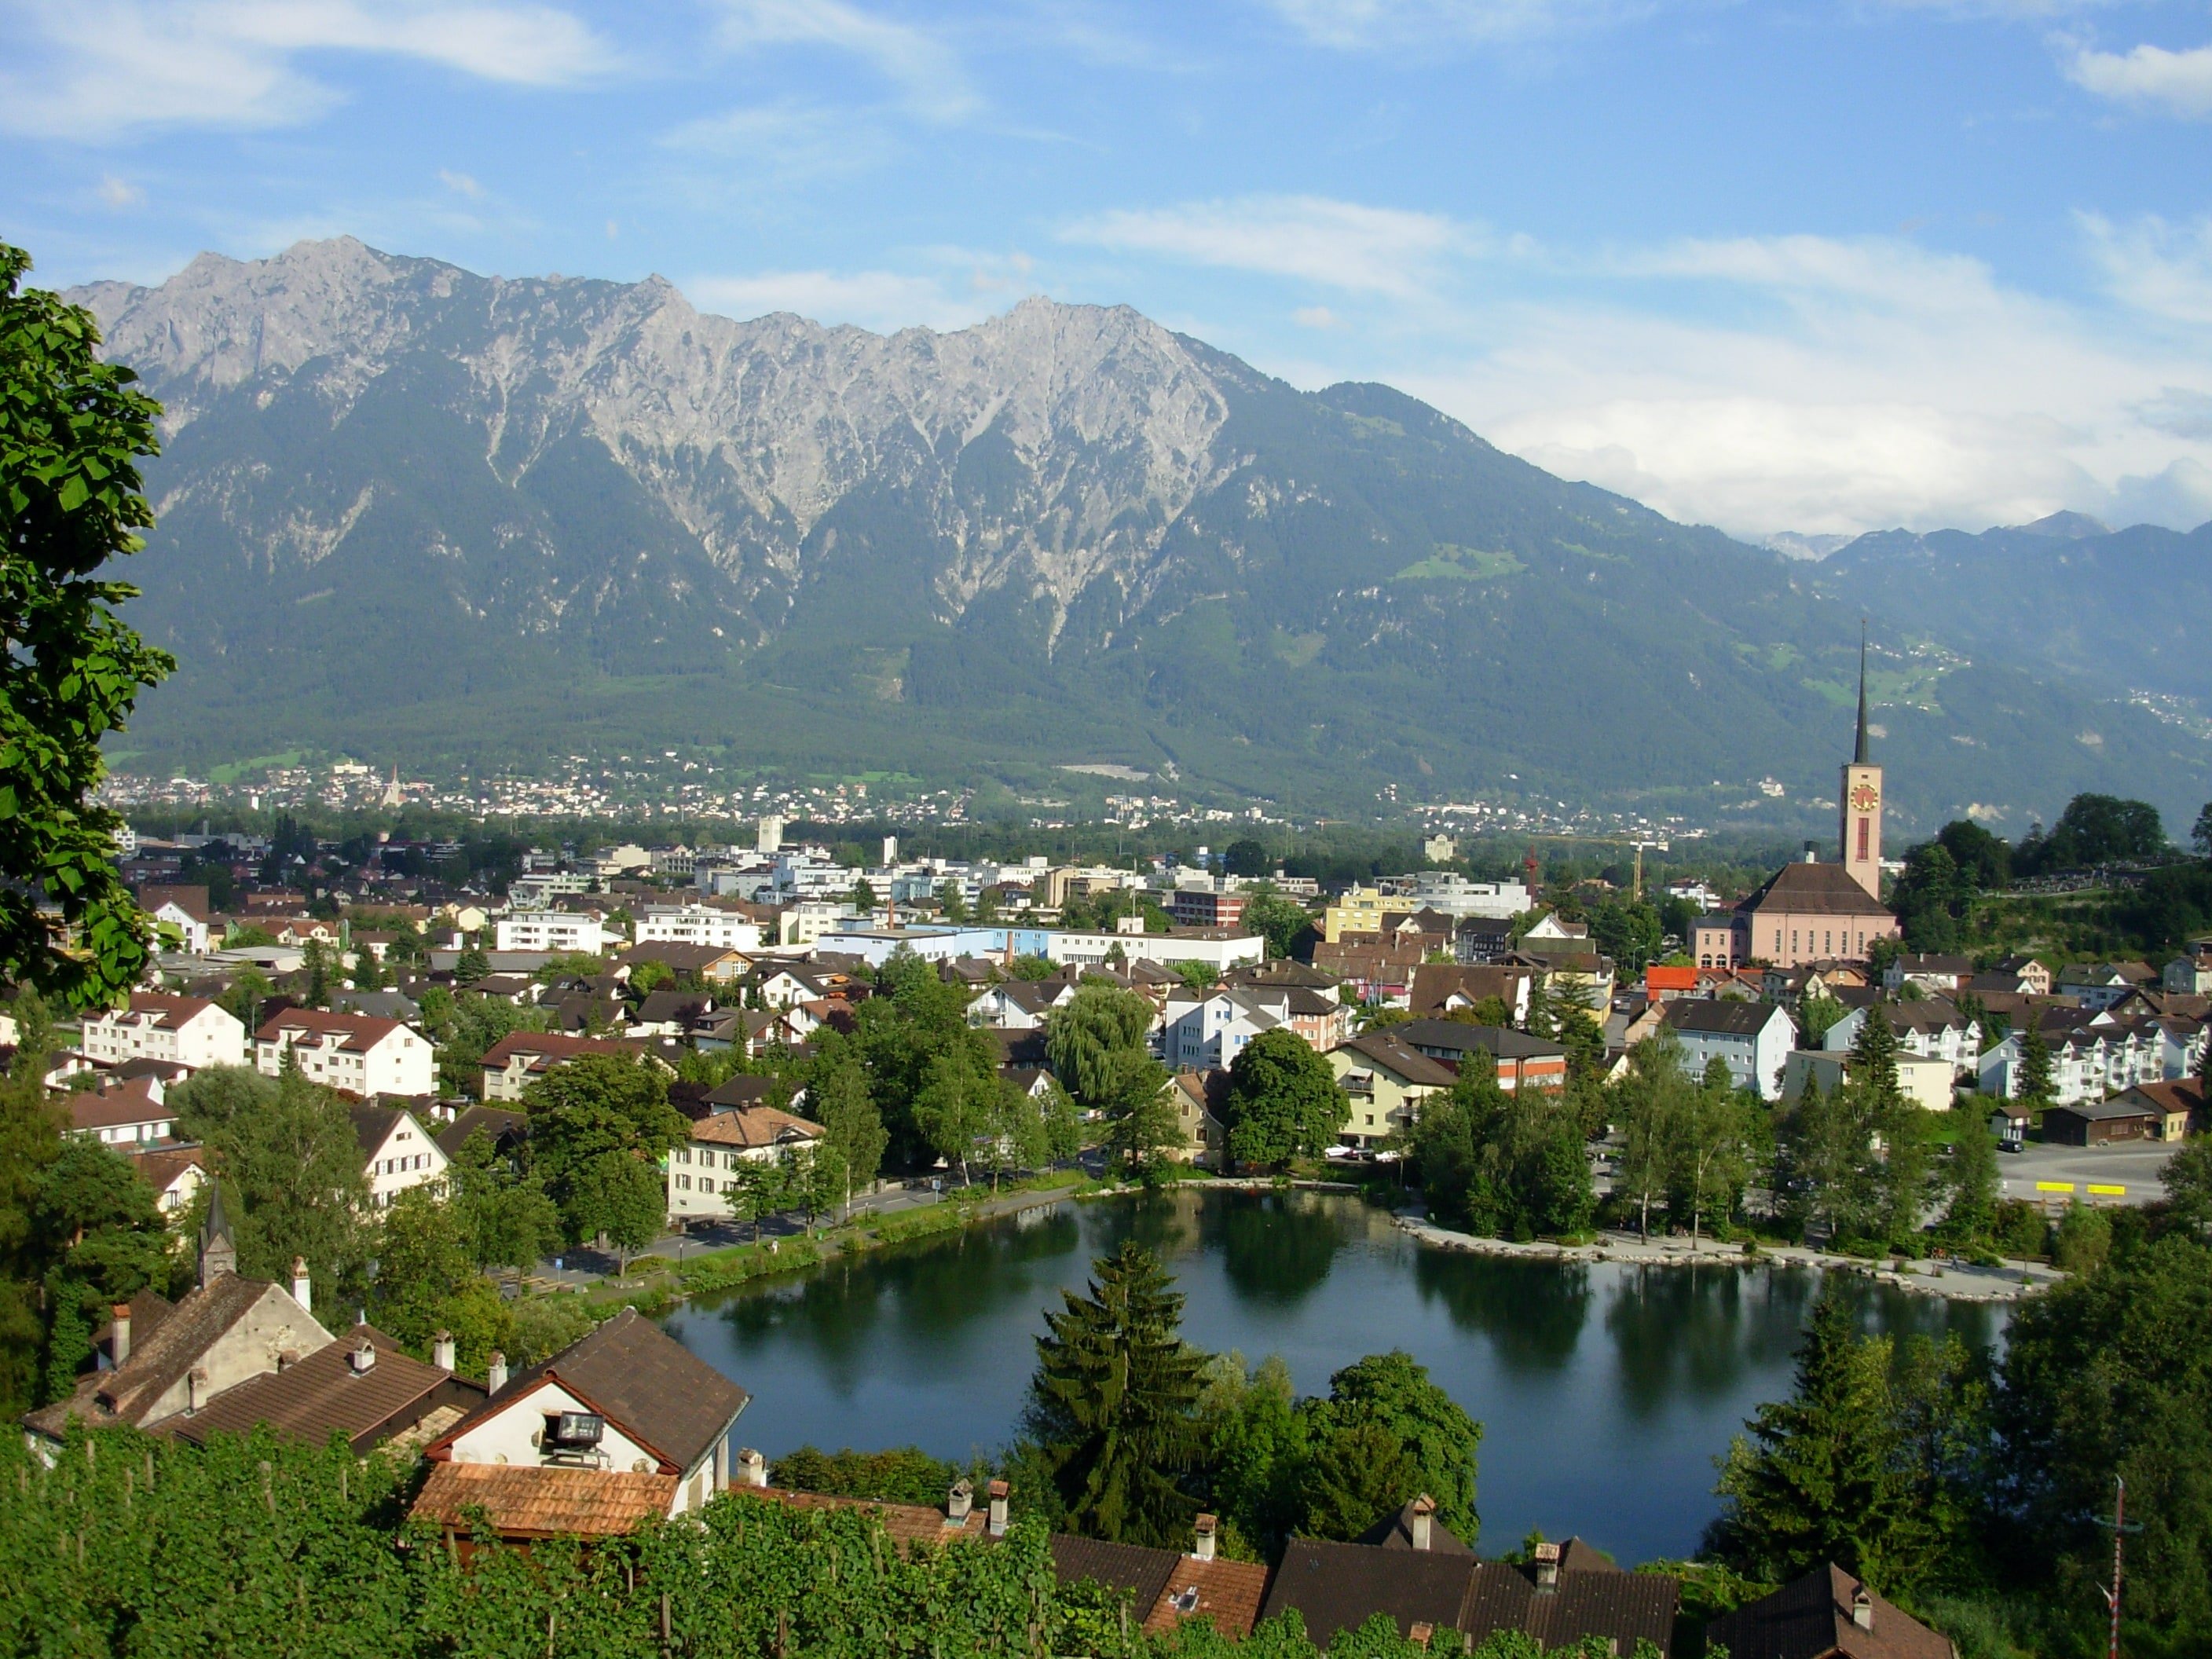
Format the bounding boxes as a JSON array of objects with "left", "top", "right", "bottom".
[{"left": 1396, "top": 1215, "right": 2062, "bottom": 1303}]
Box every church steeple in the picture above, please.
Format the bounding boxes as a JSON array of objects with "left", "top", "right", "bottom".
[
  {"left": 1853, "top": 624, "right": 1870, "bottom": 765},
  {"left": 1840, "top": 626, "right": 1884, "bottom": 900},
  {"left": 199, "top": 1181, "right": 237, "bottom": 1287}
]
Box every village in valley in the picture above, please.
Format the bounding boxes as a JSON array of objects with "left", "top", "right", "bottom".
[{"left": 16, "top": 637, "right": 2212, "bottom": 1658}]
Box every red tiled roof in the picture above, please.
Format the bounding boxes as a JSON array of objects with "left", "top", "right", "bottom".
[
  {"left": 409, "top": 1461, "right": 676, "bottom": 1540},
  {"left": 733, "top": 1485, "right": 991, "bottom": 1545},
  {"left": 69, "top": 1079, "right": 173, "bottom": 1133},
  {"left": 478, "top": 1031, "right": 635, "bottom": 1070}
]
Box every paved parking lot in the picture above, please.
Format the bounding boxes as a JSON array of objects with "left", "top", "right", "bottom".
[{"left": 1998, "top": 1140, "right": 2176, "bottom": 1205}]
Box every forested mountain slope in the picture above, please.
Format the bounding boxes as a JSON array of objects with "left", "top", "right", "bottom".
[{"left": 73, "top": 240, "right": 2210, "bottom": 827}]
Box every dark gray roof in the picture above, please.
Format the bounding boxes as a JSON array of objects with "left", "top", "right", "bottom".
[
  {"left": 1397, "top": 1020, "right": 1566, "bottom": 1061},
  {"left": 1358, "top": 1499, "right": 1474, "bottom": 1553},
  {"left": 1462, "top": 1557, "right": 1676, "bottom": 1654},
  {"left": 1740, "top": 861, "right": 1895, "bottom": 919},
  {"left": 1049, "top": 1535, "right": 1181, "bottom": 1612},
  {"left": 435, "top": 1104, "right": 527, "bottom": 1159},
  {"left": 1263, "top": 1538, "right": 1478, "bottom": 1645},
  {"left": 1662, "top": 999, "right": 1786, "bottom": 1038},
  {"left": 436, "top": 1308, "right": 748, "bottom": 1474},
  {"left": 1706, "top": 1564, "right": 1950, "bottom": 1659}
]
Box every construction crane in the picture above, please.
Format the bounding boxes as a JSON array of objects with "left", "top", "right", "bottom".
[{"left": 1524, "top": 835, "right": 1668, "bottom": 902}]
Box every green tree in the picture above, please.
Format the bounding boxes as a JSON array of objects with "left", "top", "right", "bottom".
[
  {"left": 813, "top": 1057, "right": 887, "bottom": 1207},
  {"left": 913, "top": 1049, "right": 994, "bottom": 1186},
  {"left": 521, "top": 1054, "right": 684, "bottom": 1253},
  {"left": 32, "top": 1137, "right": 170, "bottom": 1306},
  {"left": 1223, "top": 1028, "right": 1347, "bottom": 1168},
  {"left": 1613, "top": 1035, "right": 1688, "bottom": 1238},
  {"left": 1306, "top": 1350, "right": 1482, "bottom": 1544},
  {"left": 2164, "top": 1139, "right": 2212, "bottom": 1240},
  {"left": 1711, "top": 1290, "right": 1917, "bottom": 1588},
  {"left": 301, "top": 938, "right": 333, "bottom": 1008},
  {"left": 1045, "top": 983, "right": 1173, "bottom": 1171},
  {"left": 1241, "top": 887, "right": 1316, "bottom": 961},
  {"left": 1222, "top": 839, "right": 1271, "bottom": 877},
  {"left": 442, "top": 1129, "right": 561, "bottom": 1273},
  {"left": 1798, "top": 992, "right": 1848, "bottom": 1047},
  {"left": 1668, "top": 1058, "right": 1761, "bottom": 1247},
  {"left": 1298, "top": 1417, "right": 1424, "bottom": 1541},
  {"left": 1938, "top": 1101, "right": 2000, "bottom": 1251},
  {"left": 0, "top": 243, "right": 177, "bottom": 1006},
  {"left": 848, "top": 877, "right": 877, "bottom": 913},
  {"left": 170, "top": 1065, "right": 375, "bottom": 1306},
  {"left": 1027, "top": 1241, "right": 1206, "bottom": 1547},
  {"left": 2016, "top": 1021, "right": 2056, "bottom": 1108},
  {"left": 1412, "top": 1054, "right": 1592, "bottom": 1240},
  {"left": 454, "top": 943, "right": 491, "bottom": 985},
  {"left": 372, "top": 1185, "right": 512, "bottom": 1374},
  {"left": 728, "top": 1155, "right": 788, "bottom": 1242},
  {"left": 214, "top": 966, "right": 273, "bottom": 1029},
  {"left": 934, "top": 879, "right": 969, "bottom": 922}
]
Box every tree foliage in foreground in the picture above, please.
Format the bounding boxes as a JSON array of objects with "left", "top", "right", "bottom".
[{"left": 0, "top": 242, "right": 176, "bottom": 1007}]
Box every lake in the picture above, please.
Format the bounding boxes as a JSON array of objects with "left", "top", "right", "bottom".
[{"left": 662, "top": 1188, "right": 2004, "bottom": 1565}]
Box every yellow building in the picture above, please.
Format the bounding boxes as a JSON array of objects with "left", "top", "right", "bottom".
[{"left": 1321, "top": 885, "right": 1420, "bottom": 944}]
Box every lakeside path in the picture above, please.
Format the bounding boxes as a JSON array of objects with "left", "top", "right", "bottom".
[{"left": 1396, "top": 1215, "right": 2064, "bottom": 1303}]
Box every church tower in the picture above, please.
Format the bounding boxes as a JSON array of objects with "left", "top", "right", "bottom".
[{"left": 1840, "top": 629, "right": 1883, "bottom": 898}]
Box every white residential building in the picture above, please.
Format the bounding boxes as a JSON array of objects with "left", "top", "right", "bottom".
[
  {"left": 69, "top": 1077, "right": 178, "bottom": 1146},
  {"left": 1660, "top": 999, "right": 1798, "bottom": 1101},
  {"left": 495, "top": 911, "right": 617, "bottom": 954},
  {"left": 255, "top": 1008, "right": 437, "bottom": 1097},
  {"left": 1822, "top": 1002, "right": 1984, "bottom": 1072},
  {"left": 1162, "top": 989, "right": 1281, "bottom": 1071},
  {"left": 80, "top": 992, "right": 247, "bottom": 1071},
  {"left": 632, "top": 905, "right": 764, "bottom": 953},
  {"left": 351, "top": 1100, "right": 447, "bottom": 1207},
  {"left": 666, "top": 1104, "right": 826, "bottom": 1221}
]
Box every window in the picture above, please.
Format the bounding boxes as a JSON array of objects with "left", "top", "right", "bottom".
[{"left": 1857, "top": 818, "right": 1870, "bottom": 861}]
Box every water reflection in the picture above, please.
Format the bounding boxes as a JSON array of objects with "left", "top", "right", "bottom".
[
  {"left": 1412, "top": 1251, "right": 1592, "bottom": 1372},
  {"left": 661, "top": 1192, "right": 2008, "bottom": 1562}
]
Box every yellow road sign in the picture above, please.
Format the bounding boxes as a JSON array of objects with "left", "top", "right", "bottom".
[
  {"left": 2034, "top": 1181, "right": 2075, "bottom": 1193},
  {"left": 2087, "top": 1184, "right": 2127, "bottom": 1196}
]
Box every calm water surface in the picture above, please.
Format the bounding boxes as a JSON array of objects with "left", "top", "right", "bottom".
[{"left": 662, "top": 1190, "right": 2003, "bottom": 1565}]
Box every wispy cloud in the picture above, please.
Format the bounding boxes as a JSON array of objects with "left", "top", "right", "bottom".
[
  {"left": 1264, "top": 0, "right": 1656, "bottom": 50},
  {"left": 2068, "top": 40, "right": 2212, "bottom": 119},
  {"left": 659, "top": 101, "right": 892, "bottom": 182},
  {"left": 1064, "top": 195, "right": 1475, "bottom": 298},
  {"left": 707, "top": 0, "right": 978, "bottom": 123},
  {"left": 96, "top": 174, "right": 145, "bottom": 209},
  {"left": 0, "top": 0, "right": 613, "bottom": 141},
  {"left": 438, "top": 169, "right": 485, "bottom": 198},
  {"left": 686, "top": 267, "right": 990, "bottom": 332},
  {"left": 2080, "top": 212, "right": 2212, "bottom": 326}
]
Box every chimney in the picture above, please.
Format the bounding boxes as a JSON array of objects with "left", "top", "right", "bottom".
[
  {"left": 987, "top": 1478, "right": 1009, "bottom": 1536},
  {"left": 431, "top": 1331, "right": 456, "bottom": 1372},
  {"left": 347, "top": 1341, "right": 376, "bottom": 1375},
  {"left": 186, "top": 1367, "right": 208, "bottom": 1412},
  {"left": 1408, "top": 1624, "right": 1435, "bottom": 1652},
  {"left": 1193, "top": 1513, "right": 1218, "bottom": 1562},
  {"left": 1803, "top": 841, "right": 1819, "bottom": 864},
  {"left": 1851, "top": 1588, "right": 1873, "bottom": 1632},
  {"left": 485, "top": 1351, "right": 508, "bottom": 1393},
  {"left": 1409, "top": 1494, "right": 1436, "bottom": 1552},
  {"left": 111, "top": 1303, "right": 132, "bottom": 1367},
  {"left": 1533, "top": 1540, "right": 1562, "bottom": 1591},
  {"left": 947, "top": 1478, "right": 974, "bottom": 1523},
  {"left": 738, "top": 1448, "right": 769, "bottom": 1489},
  {"left": 291, "top": 1256, "right": 312, "bottom": 1313}
]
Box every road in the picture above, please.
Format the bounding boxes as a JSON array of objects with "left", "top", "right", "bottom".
[{"left": 1997, "top": 1140, "right": 2175, "bottom": 1206}]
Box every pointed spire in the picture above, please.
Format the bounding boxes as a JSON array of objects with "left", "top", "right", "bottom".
[
  {"left": 1853, "top": 622, "right": 1871, "bottom": 765},
  {"left": 199, "top": 1181, "right": 237, "bottom": 1287}
]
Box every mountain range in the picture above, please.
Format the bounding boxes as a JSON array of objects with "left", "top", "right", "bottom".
[{"left": 68, "top": 238, "right": 2212, "bottom": 832}]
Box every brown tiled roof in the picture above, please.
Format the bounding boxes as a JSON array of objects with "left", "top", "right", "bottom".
[
  {"left": 410, "top": 1461, "right": 676, "bottom": 1540},
  {"left": 1460, "top": 1557, "right": 1677, "bottom": 1654},
  {"left": 1358, "top": 1499, "right": 1474, "bottom": 1553},
  {"left": 1333, "top": 1032, "right": 1459, "bottom": 1090},
  {"left": 429, "top": 1309, "right": 748, "bottom": 1475},
  {"left": 166, "top": 1324, "right": 483, "bottom": 1453},
  {"left": 1706, "top": 1563, "right": 1951, "bottom": 1659},
  {"left": 258, "top": 1008, "right": 407, "bottom": 1051},
  {"left": 478, "top": 1031, "right": 634, "bottom": 1071},
  {"left": 23, "top": 1273, "right": 288, "bottom": 1437},
  {"left": 435, "top": 1104, "right": 527, "bottom": 1159},
  {"left": 737, "top": 1485, "right": 991, "bottom": 1545},
  {"left": 1408, "top": 965, "right": 1525, "bottom": 1016},
  {"left": 69, "top": 1079, "right": 174, "bottom": 1133},
  {"left": 1264, "top": 1539, "right": 1478, "bottom": 1644},
  {"left": 1146, "top": 1556, "right": 1273, "bottom": 1639},
  {"left": 690, "top": 1104, "right": 822, "bottom": 1152},
  {"left": 2116, "top": 1078, "right": 2206, "bottom": 1116},
  {"left": 126, "top": 1143, "right": 207, "bottom": 1192},
  {"left": 107, "top": 991, "right": 222, "bottom": 1029},
  {"left": 1741, "top": 862, "right": 1895, "bottom": 919},
  {"left": 1050, "top": 1535, "right": 1180, "bottom": 1613}
]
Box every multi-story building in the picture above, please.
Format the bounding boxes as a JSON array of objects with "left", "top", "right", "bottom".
[
  {"left": 80, "top": 992, "right": 247, "bottom": 1071},
  {"left": 632, "top": 905, "right": 764, "bottom": 953},
  {"left": 494, "top": 910, "right": 616, "bottom": 954},
  {"left": 351, "top": 1100, "right": 447, "bottom": 1207},
  {"left": 255, "top": 1009, "right": 437, "bottom": 1097}
]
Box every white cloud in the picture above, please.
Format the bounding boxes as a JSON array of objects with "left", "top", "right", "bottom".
[
  {"left": 97, "top": 174, "right": 145, "bottom": 208},
  {"left": 2068, "top": 41, "right": 2212, "bottom": 119},
  {"left": 1064, "top": 195, "right": 1473, "bottom": 298},
  {"left": 658, "top": 101, "right": 892, "bottom": 184},
  {"left": 1264, "top": 0, "right": 1653, "bottom": 49},
  {"left": 686, "top": 269, "right": 989, "bottom": 333},
  {"left": 1295, "top": 306, "right": 1341, "bottom": 328},
  {"left": 438, "top": 169, "right": 485, "bottom": 198},
  {"left": 708, "top": 0, "right": 977, "bottom": 123},
  {"left": 2080, "top": 212, "right": 2212, "bottom": 326},
  {"left": 0, "top": 0, "right": 612, "bottom": 141}
]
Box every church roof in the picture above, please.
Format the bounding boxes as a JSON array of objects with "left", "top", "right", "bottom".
[{"left": 1739, "top": 861, "right": 1894, "bottom": 919}]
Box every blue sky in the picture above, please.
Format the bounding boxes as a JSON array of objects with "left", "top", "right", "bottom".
[{"left": 5, "top": 0, "right": 2211, "bottom": 539}]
